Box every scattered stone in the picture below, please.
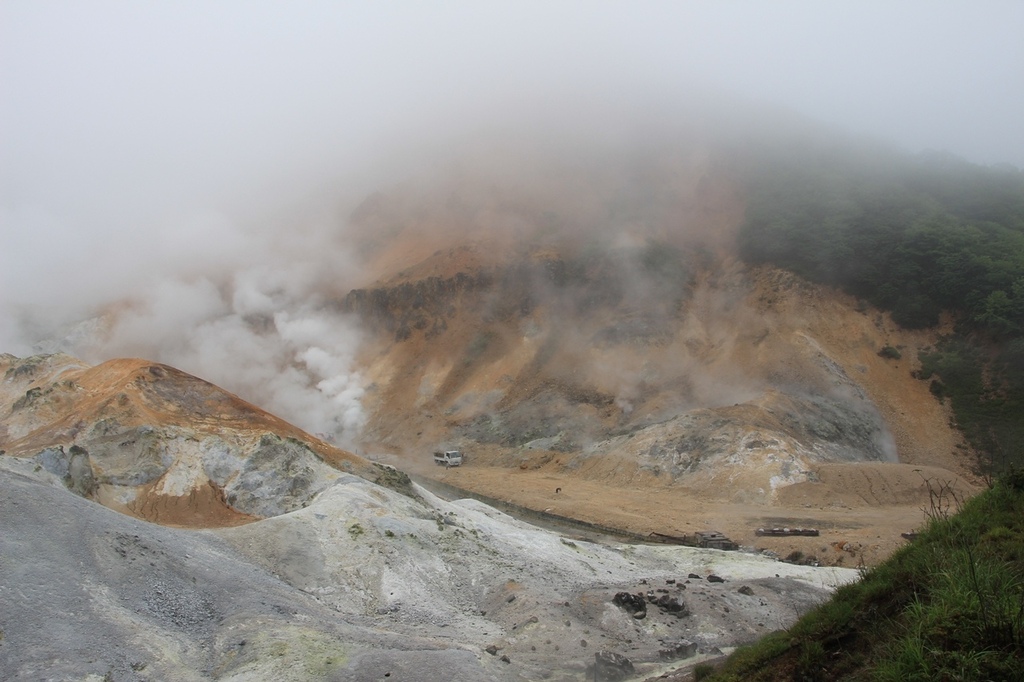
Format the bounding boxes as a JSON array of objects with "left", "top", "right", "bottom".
[
  {"left": 500, "top": 655, "right": 510, "bottom": 664},
  {"left": 688, "top": 573, "right": 702, "bottom": 579},
  {"left": 485, "top": 645, "right": 498, "bottom": 656},
  {"left": 654, "top": 594, "right": 689, "bottom": 616},
  {"left": 588, "top": 651, "right": 634, "bottom": 682},
  {"left": 659, "top": 639, "right": 697, "bottom": 661},
  {"left": 707, "top": 574, "right": 725, "bottom": 583},
  {"left": 738, "top": 585, "right": 755, "bottom": 596},
  {"left": 612, "top": 592, "right": 647, "bottom": 618}
]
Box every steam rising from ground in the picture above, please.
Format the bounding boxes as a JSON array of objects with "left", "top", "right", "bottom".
[
  {"left": 98, "top": 273, "right": 366, "bottom": 444},
  {"left": 104, "top": 219, "right": 369, "bottom": 443},
  {"left": 6, "top": 205, "right": 370, "bottom": 446},
  {"left": 4, "top": 2, "right": 1021, "bottom": 447}
]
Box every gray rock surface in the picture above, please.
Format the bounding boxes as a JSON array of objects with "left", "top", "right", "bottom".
[{"left": 0, "top": 455, "right": 857, "bottom": 680}]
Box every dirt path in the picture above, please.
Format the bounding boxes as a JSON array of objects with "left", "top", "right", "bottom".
[{"left": 408, "top": 462, "right": 977, "bottom": 567}]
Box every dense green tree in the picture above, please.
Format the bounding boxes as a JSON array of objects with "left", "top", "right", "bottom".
[{"left": 734, "top": 138, "right": 1024, "bottom": 473}]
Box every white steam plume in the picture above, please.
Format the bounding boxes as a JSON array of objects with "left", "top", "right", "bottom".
[{"left": 21, "top": 210, "right": 372, "bottom": 447}]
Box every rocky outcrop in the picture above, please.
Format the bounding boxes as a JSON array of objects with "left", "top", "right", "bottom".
[
  {"left": 0, "top": 353, "right": 379, "bottom": 526},
  {"left": 35, "top": 444, "right": 96, "bottom": 498},
  {"left": 343, "top": 271, "right": 493, "bottom": 340},
  {"left": 342, "top": 246, "right": 694, "bottom": 346}
]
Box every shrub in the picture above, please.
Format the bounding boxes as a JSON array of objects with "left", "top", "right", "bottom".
[
  {"left": 878, "top": 345, "right": 902, "bottom": 360},
  {"left": 693, "top": 663, "right": 716, "bottom": 681}
]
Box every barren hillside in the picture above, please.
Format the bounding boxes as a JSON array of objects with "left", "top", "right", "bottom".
[
  {"left": 338, "top": 144, "right": 978, "bottom": 566},
  {"left": 0, "top": 353, "right": 858, "bottom": 680},
  {"left": 0, "top": 353, "right": 386, "bottom": 527},
  {"left": 0, "top": 134, "right": 998, "bottom": 681}
]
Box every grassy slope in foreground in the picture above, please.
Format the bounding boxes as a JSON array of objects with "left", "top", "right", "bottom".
[{"left": 704, "top": 472, "right": 1024, "bottom": 681}]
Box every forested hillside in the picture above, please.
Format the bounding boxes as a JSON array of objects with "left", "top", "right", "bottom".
[{"left": 733, "top": 137, "right": 1024, "bottom": 473}]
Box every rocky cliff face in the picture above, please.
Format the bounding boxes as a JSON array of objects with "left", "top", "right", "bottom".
[
  {"left": 323, "top": 146, "right": 977, "bottom": 572},
  {"left": 344, "top": 235, "right": 962, "bottom": 503}
]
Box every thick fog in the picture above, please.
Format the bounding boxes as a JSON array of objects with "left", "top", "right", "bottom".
[{"left": 2, "top": 1, "right": 1022, "bottom": 442}]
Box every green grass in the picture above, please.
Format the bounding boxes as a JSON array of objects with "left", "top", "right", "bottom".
[{"left": 704, "top": 473, "right": 1024, "bottom": 681}]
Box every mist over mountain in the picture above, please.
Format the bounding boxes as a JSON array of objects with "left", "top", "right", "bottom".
[
  {"left": 4, "top": 3, "right": 1022, "bottom": 446},
  {"left": 3, "top": 5, "right": 1023, "bottom": 679}
]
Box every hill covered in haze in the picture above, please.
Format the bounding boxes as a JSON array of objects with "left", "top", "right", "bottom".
[
  {"left": 305, "top": 126, "right": 986, "bottom": 565},
  {"left": 24, "top": 114, "right": 1006, "bottom": 564},
  {"left": 4, "top": 108, "right": 1023, "bottom": 680}
]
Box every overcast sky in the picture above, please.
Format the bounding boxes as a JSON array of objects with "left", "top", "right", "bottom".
[
  {"left": 2, "top": 1, "right": 1023, "bottom": 346},
  {"left": 3, "top": 1, "right": 1023, "bottom": 217}
]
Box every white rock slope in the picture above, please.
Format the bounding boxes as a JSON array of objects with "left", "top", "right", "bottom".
[{"left": 0, "top": 454, "right": 857, "bottom": 681}]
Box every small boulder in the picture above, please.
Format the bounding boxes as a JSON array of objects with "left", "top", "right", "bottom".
[
  {"left": 655, "top": 594, "right": 689, "bottom": 616},
  {"left": 588, "top": 651, "right": 634, "bottom": 682},
  {"left": 612, "top": 592, "right": 647, "bottom": 618},
  {"left": 659, "top": 639, "right": 697, "bottom": 661}
]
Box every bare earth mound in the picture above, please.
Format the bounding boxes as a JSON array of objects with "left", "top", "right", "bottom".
[{"left": 0, "top": 353, "right": 386, "bottom": 527}]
